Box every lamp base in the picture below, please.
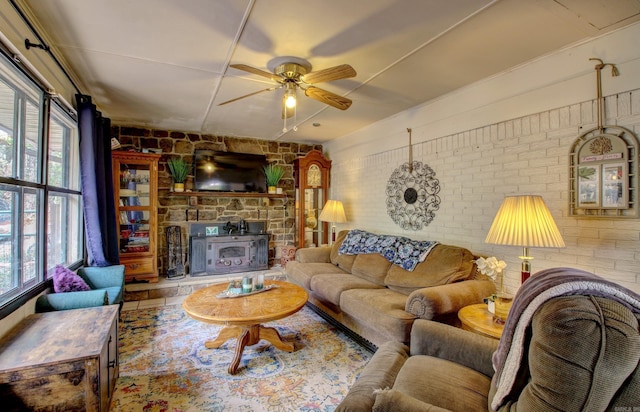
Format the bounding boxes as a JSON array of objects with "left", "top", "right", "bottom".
[{"left": 519, "top": 248, "right": 532, "bottom": 283}]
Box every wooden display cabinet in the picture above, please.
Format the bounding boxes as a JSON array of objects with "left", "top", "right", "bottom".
[
  {"left": 294, "top": 150, "right": 331, "bottom": 248},
  {"left": 112, "top": 151, "right": 161, "bottom": 283}
]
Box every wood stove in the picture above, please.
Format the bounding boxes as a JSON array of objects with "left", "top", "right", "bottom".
[{"left": 189, "top": 222, "right": 269, "bottom": 276}]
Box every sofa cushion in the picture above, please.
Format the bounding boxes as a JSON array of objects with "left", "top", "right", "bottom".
[
  {"left": 384, "top": 244, "right": 475, "bottom": 294},
  {"left": 35, "top": 290, "right": 109, "bottom": 312},
  {"left": 310, "top": 273, "right": 383, "bottom": 306},
  {"left": 286, "top": 261, "right": 348, "bottom": 290},
  {"left": 391, "top": 355, "right": 491, "bottom": 411},
  {"left": 340, "top": 288, "right": 416, "bottom": 343},
  {"left": 52, "top": 265, "right": 91, "bottom": 293},
  {"left": 330, "top": 230, "right": 357, "bottom": 272},
  {"left": 351, "top": 253, "right": 392, "bottom": 286},
  {"left": 372, "top": 389, "right": 449, "bottom": 412}
]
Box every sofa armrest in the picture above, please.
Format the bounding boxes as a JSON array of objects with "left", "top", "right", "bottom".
[
  {"left": 35, "top": 290, "right": 109, "bottom": 312},
  {"left": 78, "top": 264, "right": 125, "bottom": 290},
  {"left": 336, "top": 340, "right": 410, "bottom": 412},
  {"left": 295, "top": 246, "right": 332, "bottom": 263},
  {"left": 405, "top": 279, "right": 496, "bottom": 319},
  {"left": 410, "top": 319, "right": 498, "bottom": 377}
]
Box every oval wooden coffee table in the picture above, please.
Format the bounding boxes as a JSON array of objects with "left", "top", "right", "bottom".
[{"left": 182, "top": 280, "right": 308, "bottom": 374}]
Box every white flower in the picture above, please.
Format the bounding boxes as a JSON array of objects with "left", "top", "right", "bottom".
[{"left": 475, "top": 256, "right": 507, "bottom": 280}]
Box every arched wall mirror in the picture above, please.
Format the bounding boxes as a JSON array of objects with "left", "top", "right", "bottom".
[{"left": 569, "top": 126, "right": 638, "bottom": 218}]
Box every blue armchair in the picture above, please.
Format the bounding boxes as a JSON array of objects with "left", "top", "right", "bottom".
[{"left": 35, "top": 265, "right": 125, "bottom": 312}]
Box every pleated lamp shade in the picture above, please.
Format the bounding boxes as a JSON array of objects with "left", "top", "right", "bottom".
[
  {"left": 485, "top": 195, "right": 565, "bottom": 283},
  {"left": 318, "top": 200, "right": 347, "bottom": 223},
  {"left": 319, "top": 200, "right": 347, "bottom": 244},
  {"left": 485, "top": 195, "right": 565, "bottom": 248}
]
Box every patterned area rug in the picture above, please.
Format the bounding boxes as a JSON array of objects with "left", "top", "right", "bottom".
[{"left": 109, "top": 304, "right": 372, "bottom": 411}]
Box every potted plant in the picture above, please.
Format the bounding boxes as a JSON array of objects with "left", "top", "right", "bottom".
[
  {"left": 167, "top": 157, "right": 189, "bottom": 192},
  {"left": 264, "top": 163, "right": 285, "bottom": 194}
]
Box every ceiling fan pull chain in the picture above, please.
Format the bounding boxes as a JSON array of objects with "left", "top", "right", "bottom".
[{"left": 293, "top": 103, "right": 298, "bottom": 132}]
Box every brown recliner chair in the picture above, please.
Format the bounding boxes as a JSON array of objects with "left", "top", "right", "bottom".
[{"left": 337, "top": 268, "right": 640, "bottom": 411}]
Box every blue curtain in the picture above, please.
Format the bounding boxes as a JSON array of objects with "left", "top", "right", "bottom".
[{"left": 77, "top": 94, "right": 119, "bottom": 266}]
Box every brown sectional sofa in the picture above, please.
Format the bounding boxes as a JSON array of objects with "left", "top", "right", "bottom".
[{"left": 285, "top": 230, "right": 496, "bottom": 348}]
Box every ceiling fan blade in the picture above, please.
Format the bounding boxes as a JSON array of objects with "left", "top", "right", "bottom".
[
  {"left": 217, "top": 86, "right": 278, "bottom": 106},
  {"left": 230, "top": 64, "right": 282, "bottom": 83},
  {"left": 305, "top": 86, "right": 352, "bottom": 110},
  {"left": 301, "top": 64, "right": 356, "bottom": 84}
]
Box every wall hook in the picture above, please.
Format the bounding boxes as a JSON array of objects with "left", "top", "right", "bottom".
[
  {"left": 407, "top": 128, "right": 413, "bottom": 173},
  {"left": 24, "top": 38, "right": 49, "bottom": 52},
  {"left": 589, "top": 58, "right": 619, "bottom": 132}
]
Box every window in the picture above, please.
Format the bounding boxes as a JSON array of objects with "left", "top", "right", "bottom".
[
  {"left": 0, "top": 51, "right": 83, "bottom": 313},
  {"left": 47, "top": 103, "right": 83, "bottom": 270}
]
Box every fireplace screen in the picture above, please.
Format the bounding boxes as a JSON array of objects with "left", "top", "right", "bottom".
[{"left": 219, "top": 246, "right": 246, "bottom": 259}]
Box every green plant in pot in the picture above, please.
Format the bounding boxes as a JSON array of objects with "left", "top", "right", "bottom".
[
  {"left": 167, "top": 157, "right": 189, "bottom": 192},
  {"left": 264, "top": 163, "right": 285, "bottom": 194}
]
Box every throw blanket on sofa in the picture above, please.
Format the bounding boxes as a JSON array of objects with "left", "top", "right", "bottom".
[
  {"left": 338, "top": 229, "right": 439, "bottom": 271},
  {"left": 491, "top": 267, "right": 640, "bottom": 411}
]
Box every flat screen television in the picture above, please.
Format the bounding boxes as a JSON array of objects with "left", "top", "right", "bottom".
[{"left": 194, "top": 150, "right": 267, "bottom": 192}]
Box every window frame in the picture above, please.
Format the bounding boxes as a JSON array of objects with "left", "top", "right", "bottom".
[{"left": 0, "top": 48, "right": 83, "bottom": 319}]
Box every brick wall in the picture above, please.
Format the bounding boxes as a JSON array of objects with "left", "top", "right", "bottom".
[
  {"left": 111, "top": 126, "right": 321, "bottom": 275},
  {"left": 329, "top": 89, "right": 640, "bottom": 294}
]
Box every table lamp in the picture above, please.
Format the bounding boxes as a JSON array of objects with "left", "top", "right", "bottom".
[
  {"left": 484, "top": 195, "right": 565, "bottom": 283},
  {"left": 318, "top": 200, "right": 347, "bottom": 244}
]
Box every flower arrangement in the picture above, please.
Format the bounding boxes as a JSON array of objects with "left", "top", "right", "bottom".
[
  {"left": 475, "top": 256, "right": 507, "bottom": 293},
  {"left": 475, "top": 256, "right": 507, "bottom": 279}
]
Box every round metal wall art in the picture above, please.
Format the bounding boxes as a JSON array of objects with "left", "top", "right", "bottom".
[{"left": 386, "top": 161, "right": 441, "bottom": 230}]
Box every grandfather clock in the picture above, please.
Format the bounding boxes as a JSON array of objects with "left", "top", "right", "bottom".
[{"left": 294, "top": 150, "right": 331, "bottom": 248}]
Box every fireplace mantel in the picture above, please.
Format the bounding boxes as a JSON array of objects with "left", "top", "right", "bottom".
[{"left": 167, "top": 191, "right": 287, "bottom": 198}]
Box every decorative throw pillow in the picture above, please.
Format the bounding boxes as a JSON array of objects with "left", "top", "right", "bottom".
[{"left": 52, "top": 265, "right": 91, "bottom": 293}]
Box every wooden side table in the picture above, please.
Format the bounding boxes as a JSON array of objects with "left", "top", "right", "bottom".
[{"left": 458, "top": 303, "right": 504, "bottom": 340}]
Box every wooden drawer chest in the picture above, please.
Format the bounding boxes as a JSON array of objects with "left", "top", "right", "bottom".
[{"left": 0, "top": 305, "right": 119, "bottom": 411}]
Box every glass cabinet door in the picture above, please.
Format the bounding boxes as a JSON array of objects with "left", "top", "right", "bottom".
[
  {"left": 301, "top": 188, "right": 324, "bottom": 247},
  {"left": 112, "top": 151, "right": 160, "bottom": 283},
  {"left": 294, "top": 150, "right": 331, "bottom": 248},
  {"left": 118, "top": 164, "right": 152, "bottom": 255}
]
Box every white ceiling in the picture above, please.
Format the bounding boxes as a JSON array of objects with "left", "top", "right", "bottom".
[{"left": 20, "top": 0, "right": 640, "bottom": 144}]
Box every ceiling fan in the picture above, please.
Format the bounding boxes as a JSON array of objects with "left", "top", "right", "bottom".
[{"left": 219, "top": 57, "right": 357, "bottom": 118}]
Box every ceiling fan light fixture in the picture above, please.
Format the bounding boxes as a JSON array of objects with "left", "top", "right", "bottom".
[
  {"left": 282, "top": 82, "right": 297, "bottom": 133},
  {"left": 284, "top": 83, "right": 297, "bottom": 109},
  {"left": 221, "top": 58, "right": 356, "bottom": 127}
]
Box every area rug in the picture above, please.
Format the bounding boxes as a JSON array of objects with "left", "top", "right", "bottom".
[{"left": 109, "top": 304, "right": 372, "bottom": 411}]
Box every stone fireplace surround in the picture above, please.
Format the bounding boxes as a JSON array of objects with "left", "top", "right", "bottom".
[{"left": 111, "top": 125, "right": 322, "bottom": 277}]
